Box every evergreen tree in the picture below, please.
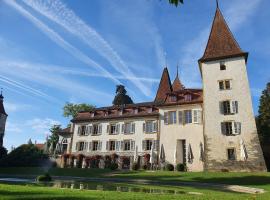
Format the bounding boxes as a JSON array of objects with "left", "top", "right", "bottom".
[
  {"left": 257, "top": 83, "right": 270, "bottom": 143},
  {"left": 27, "top": 139, "right": 33, "bottom": 145},
  {"left": 47, "top": 125, "right": 61, "bottom": 151},
  {"left": 112, "top": 85, "right": 134, "bottom": 106}
]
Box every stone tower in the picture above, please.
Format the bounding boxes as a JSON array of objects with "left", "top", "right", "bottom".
[
  {"left": 0, "top": 91, "right": 7, "bottom": 148},
  {"left": 198, "top": 5, "right": 266, "bottom": 171}
]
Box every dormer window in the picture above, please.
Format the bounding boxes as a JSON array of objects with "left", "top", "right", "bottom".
[
  {"left": 119, "top": 109, "right": 123, "bottom": 115},
  {"left": 147, "top": 107, "right": 152, "bottom": 113},
  {"left": 134, "top": 108, "right": 138, "bottom": 114},
  {"left": 220, "top": 61, "right": 226, "bottom": 70},
  {"left": 91, "top": 112, "right": 94, "bottom": 117},
  {"left": 184, "top": 94, "right": 192, "bottom": 101},
  {"left": 171, "top": 96, "right": 177, "bottom": 102}
]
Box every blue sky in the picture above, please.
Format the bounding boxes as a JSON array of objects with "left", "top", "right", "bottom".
[{"left": 0, "top": 0, "right": 269, "bottom": 151}]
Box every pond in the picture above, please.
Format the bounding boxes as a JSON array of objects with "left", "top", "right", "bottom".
[{"left": 0, "top": 177, "right": 203, "bottom": 195}]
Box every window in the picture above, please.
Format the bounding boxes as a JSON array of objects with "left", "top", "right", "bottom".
[
  {"left": 184, "top": 110, "right": 192, "bottom": 124},
  {"left": 184, "top": 94, "right": 192, "bottom": 101},
  {"left": 92, "top": 141, "right": 99, "bottom": 151},
  {"left": 62, "top": 139, "right": 68, "bottom": 153},
  {"left": 124, "top": 140, "right": 131, "bottom": 151},
  {"left": 222, "top": 101, "right": 231, "bottom": 115},
  {"left": 76, "top": 141, "right": 87, "bottom": 151},
  {"left": 219, "top": 80, "right": 231, "bottom": 90},
  {"left": 171, "top": 96, "right": 177, "bottom": 102},
  {"left": 220, "top": 101, "right": 238, "bottom": 115},
  {"left": 227, "top": 148, "right": 236, "bottom": 160},
  {"left": 107, "top": 124, "right": 120, "bottom": 135},
  {"left": 92, "top": 124, "right": 102, "bottom": 135},
  {"left": 168, "top": 111, "right": 177, "bottom": 124},
  {"left": 221, "top": 122, "right": 233, "bottom": 135},
  {"left": 143, "top": 140, "right": 153, "bottom": 151},
  {"left": 78, "top": 125, "right": 87, "bottom": 136},
  {"left": 109, "top": 141, "right": 116, "bottom": 151},
  {"left": 193, "top": 110, "right": 202, "bottom": 124},
  {"left": 220, "top": 61, "right": 226, "bottom": 70},
  {"left": 123, "top": 122, "right": 135, "bottom": 134},
  {"left": 143, "top": 121, "right": 157, "bottom": 133}
]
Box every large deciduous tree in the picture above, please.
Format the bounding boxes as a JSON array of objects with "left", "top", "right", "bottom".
[
  {"left": 168, "top": 0, "right": 184, "bottom": 6},
  {"left": 63, "top": 102, "right": 95, "bottom": 118},
  {"left": 112, "top": 85, "right": 133, "bottom": 106}
]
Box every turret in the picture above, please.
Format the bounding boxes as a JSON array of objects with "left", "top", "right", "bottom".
[{"left": 0, "top": 90, "right": 7, "bottom": 148}]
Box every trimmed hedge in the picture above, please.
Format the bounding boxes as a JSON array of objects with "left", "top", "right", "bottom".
[{"left": 166, "top": 164, "right": 174, "bottom": 171}]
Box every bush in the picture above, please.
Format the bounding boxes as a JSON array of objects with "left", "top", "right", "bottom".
[
  {"left": 132, "top": 163, "right": 139, "bottom": 171},
  {"left": 143, "top": 164, "right": 148, "bottom": 170},
  {"left": 0, "top": 147, "right": 7, "bottom": 159},
  {"left": 166, "top": 164, "right": 174, "bottom": 171},
  {"left": 176, "top": 163, "right": 187, "bottom": 172},
  {"left": 0, "top": 144, "right": 48, "bottom": 167},
  {"left": 36, "top": 173, "right": 52, "bottom": 182},
  {"left": 110, "top": 162, "right": 118, "bottom": 170}
]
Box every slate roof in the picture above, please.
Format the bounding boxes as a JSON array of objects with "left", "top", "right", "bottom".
[{"left": 154, "top": 67, "right": 172, "bottom": 102}]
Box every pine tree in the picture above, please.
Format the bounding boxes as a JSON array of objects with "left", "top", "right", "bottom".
[
  {"left": 112, "top": 85, "right": 133, "bottom": 106},
  {"left": 257, "top": 83, "right": 270, "bottom": 143}
]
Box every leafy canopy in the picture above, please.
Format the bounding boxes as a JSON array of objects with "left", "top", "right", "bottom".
[
  {"left": 257, "top": 82, "right": 270, "bottom": 142},
  {"left": 112, "top": 85, "right": 133, "bottom": 106},
  {"left": 63, "top": 102, "right": 95, "bottom": 118},
  {"left": 168, "top": 0, "right": 184, "bottom": 6}
]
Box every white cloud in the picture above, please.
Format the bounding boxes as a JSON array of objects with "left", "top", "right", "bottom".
[
  {"left": 6, "top": 122, "right": 23, "bottom": 133},
  {"left": 26, "top": 118, "right": 61, "bottom": 135},
  {"left": 4, "top": 102, "right": 32, "bottom": 113},
  {"left": 22, "top": 0, "right": 154, "bottom": 96}
]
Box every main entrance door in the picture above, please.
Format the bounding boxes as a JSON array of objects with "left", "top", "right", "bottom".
[{"left": 177, "top": 140, "right": 186, "bottom": 164}]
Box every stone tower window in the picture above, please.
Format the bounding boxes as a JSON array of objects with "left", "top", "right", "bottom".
[
  {"left": 227, "top": 148, "right": 236, "bottom": 160},
  {"left": 220, "top": 61, "right": 226, "bottom": 70}
]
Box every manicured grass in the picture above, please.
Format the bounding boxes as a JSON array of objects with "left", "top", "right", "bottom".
[
  {"left": 1, "top": 168, "right": 270, "bottom": 199},
  {"left": 0, "top": 183, "right": 263, "bottom": 200}
]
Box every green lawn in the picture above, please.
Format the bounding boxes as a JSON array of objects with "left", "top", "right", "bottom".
[{"left": 0, "top": 168, "right": 270, "bottom": 199}]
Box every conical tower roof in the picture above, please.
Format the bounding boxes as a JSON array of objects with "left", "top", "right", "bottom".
[
  {"left": 172, "top": 66, "right": 185, "bottom": 91},
  {"left": 0, "top": 91, "right": 7, "bottom": 116},
  {"left": 199, "top": 5, "right": 248, "bottom": 62},
  {"left": 155, "top": 67, "right": 172, "bottom": 102}
]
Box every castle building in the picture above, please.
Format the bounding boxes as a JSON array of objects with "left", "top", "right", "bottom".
[
  {"left": 57, "top": 5, "right": 266, "bottom": 172},
  {"left": 0, "top": 91, "right": 7, "bottom": 148}
]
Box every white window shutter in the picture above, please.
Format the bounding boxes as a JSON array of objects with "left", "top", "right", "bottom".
[
  {"left": 98, "top": 141, "right": 102, "bottom": 151},
  {"left": 89, "top": 126, "right": 93, "bottom": 135},
  {"left": 121, "top": 141, "right": 124, "bottom": 150},
  {"left": 234, "top": 122, "right": 241, "bottom": 135},
  {"left": 142, "top": 140, "right": 146, "bottom": 151},
  {"left": 84, "top": 142, "right": 88, "bottom": 151},
  {"left": 98, "top": 124, "right": 102, "bottom": 134},
  {"left": 164, "top": 112, "right": 168, "bottom": 125},
  {"left": 106, "top": 141, "right": 109, "bottom": 151},
  {"left": 121, "top": 124, "right": 125, "bottom": 134},
  {"left": 232, "top": 101, "right": 238, "bottom": 114},
  {"left": 193, "top": 110, "right": 198, "bottom": 123},
  {"left": 116, "top": 141, "right": 120, "bottom": 151},
  {"left": 198, "top": 110, "right": 202, "bottom": 124},
  {"left": 116, "top": 124, "right": 120, "bottom": 134},
  {"left": 78, "top": 127, "right": 81, "bottom": 136},
  {"left": 75, "top": 142, "right": 78, "bottom": 151},
  {"left": 154, "top": 140, "right": 159, "bottom": 151},
  {"left": 131, "top": 141, "right": 135, "bottom": 151},
  {"left": 107, "top": 125, "right": 110, "bottom": 134},
  {"left": 131, "top": 123, "right": 135, "bottom": 133},
  {"left": 143, "top": 123, "right": 146, "bottom": 132},
  {"left": 153, "top": 121, "right": 157, "bottom": 132},
  {"left": 89, "top": 142, "right": 92, "bottom": 151}
]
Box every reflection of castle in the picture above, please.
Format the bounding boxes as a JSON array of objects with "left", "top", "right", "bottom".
[
  {"left": 57, "top": 4, "right": 266, "bottom": 172},
  {"left": 0, "top": 91, "right": 7, "bottom": 148}
]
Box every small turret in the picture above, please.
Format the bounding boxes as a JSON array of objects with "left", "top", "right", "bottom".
[{"left": 0, "top": 89, "right": 7, "bottom": 148}]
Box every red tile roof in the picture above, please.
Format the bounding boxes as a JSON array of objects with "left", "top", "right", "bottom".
[
  {"left": 172, "top": 75, "right": 185, "bottom": 91},
  {"left": 35, "top": 144, "right": 44, "bottom": 150},
  {"left": 199, "top": 7, "right": 248, "bottom": 63},
  {"left": 155, "top": 67, "right": 172, "bottom": 102}
]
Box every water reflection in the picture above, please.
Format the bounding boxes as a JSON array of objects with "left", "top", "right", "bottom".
[
  {"left": 0, "top": 178, "right": 202, "bottom": 195},
  {"left": 40, "top": 181, "right": 189, "bottom": 195}
]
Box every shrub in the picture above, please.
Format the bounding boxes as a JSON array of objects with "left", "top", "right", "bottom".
[
  {"left": 143, "top": 164, "right": 148, "bottom": 170},
  {"left": 166, "top": 164, "right": 174, "bottom": 171},
  {"left": 36, "top": 173, "right": 52, "bottom": 182},
  {"left": 132, "top": 163, "right": 139, "bottom": 171},
  {"left": 0, "top": 147, "right": 7, "bottom": 159},
  {"left": 0, "top": 144, "right": 48, "bottom": 167},
  {"left": 176, "top": 163, "right": 187, "bottom": 172},
  {"left": 110, "top": 162, "right": 118, "bottom": 170}
]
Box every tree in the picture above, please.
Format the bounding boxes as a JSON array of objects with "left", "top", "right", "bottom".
[
  {"left": 112, "top": 85, "right": 134, "bottom": 106},
  {"left": 63, "top": 102, "right": 95, "bottom": 118},
  {"left": 27, "top": 139, "right": 33, "bottom": 145},
  {"left": 47, "top": 125, "right": 61, "bottom": 151},
  {"left": 168, "top": 0, "right": 184, "bottom": 6},
  {"left": 0, "top": 147, "right": 7, "bottom": 159},
  {"left": 257, "top": 82, "right": 270, "bottom": 142},
  {"left": 0, "top": 144, "right": 48, "bottom": 167}
]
